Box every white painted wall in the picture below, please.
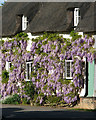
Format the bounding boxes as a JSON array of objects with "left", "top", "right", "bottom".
[
  {"left": 0, "top": 38, "right": 12, "bottom": 41},
  {"left": 59, "top": 34, "right": 72, "bottom": 39},
  {"left": 27, "top": 33, "right": 40, "bottom": 51},
  {"left": 78, "top": 32, "right": 83, "bottom": 37}
]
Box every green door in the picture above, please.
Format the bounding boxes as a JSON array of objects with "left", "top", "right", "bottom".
[{"left": 87, "top": 61, "right": 94, "bottom": 97}]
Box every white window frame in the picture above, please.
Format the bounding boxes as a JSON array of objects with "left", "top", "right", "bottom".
[
  {"left": 22, "top": 15, "right": 28, "bottom": 31},
  {"left": 25, "top": 61, "right": 32, "bottom": 81},
  {"left": 74, "top": 8, "right": 81, "bottom": 27},
  {"left": 6, "top": 61, "right": 11, "bottom": 72},
  {"left": 65, "top": 60, "right": 73, "bottom": 79}
]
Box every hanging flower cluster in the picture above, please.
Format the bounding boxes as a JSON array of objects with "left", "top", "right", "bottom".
[
  {"left": 0, "top": 33, "right": 30, "bottom": 99},
  {"left": 0, "top": 32, "right": 96, "bottom": 105},
  {"left": 29, "top": 33, "right": 95, "bottom": 104}
]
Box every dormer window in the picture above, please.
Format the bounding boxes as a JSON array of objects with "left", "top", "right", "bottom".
[
  {"left": 74, "top": 8, "right": 80, "bottom": 27},
  {"left": 22, "top": 15, "right": 28, "bottom": 31}
]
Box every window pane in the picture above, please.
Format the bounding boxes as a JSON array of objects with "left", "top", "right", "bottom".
[
  {"left": 67, "top": 72, "right": 70, "bottom": 77},
  {"left": 74, "top": 8, "right": 80, "bottom": 27},
  {"left": 24, "top": 17, "right": 27, "bottom": 21},
  {"left": 67, "top": 62, "right": 70, "bottom": 77},
  {"left": 22, "top": 16, "right": 28, "bottom": 31},
  {"left": 76, "top": 18, "right": 77, "bottom": 24},
  {"left": 67, "top": 62, "right": 70, "bottom": 67},
  {"left": 24, "top": 22, "right": 26, "bottom": 29},
  {"left": 9, "top": 63, "right": 11, "bottom": 68},
  {"left": 76, "top": 9, "right": 78, "bottom": 16},
  {"left": 31, "top": 63, "right": 32, "bottom": 73},
  {"left": 29, "top": 63, "right": 32, "bottom": 80},
  {"left": 79, "top": 9, "right": 80, "bottom": 16},
  {"left": 27, "top": 64, "right": 29, "bottom": 79}
]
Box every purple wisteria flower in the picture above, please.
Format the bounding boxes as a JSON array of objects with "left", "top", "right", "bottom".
[{"left": 1, "top": 33, "right": 96, "bottom": 105}]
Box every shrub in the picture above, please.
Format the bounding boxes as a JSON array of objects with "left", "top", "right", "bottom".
[
  {"left": 22, "top": 97, "right": 30, "bottom": 104},
  {"left": 23, "top": 81, "right": 35, "bottom": 98},
  {"left": 45, "top": 96, "right": 62, "bottom": 105},
  {"left": 22, "top": 81, "right": 37, "bottom": 105},
  {"left": 2, "top": 94, "right": 21, "bottom": 104}
]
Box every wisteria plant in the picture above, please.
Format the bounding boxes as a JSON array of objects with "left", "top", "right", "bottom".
[{"left": 0, "top": 31, "right": 96, "bottom": 106}]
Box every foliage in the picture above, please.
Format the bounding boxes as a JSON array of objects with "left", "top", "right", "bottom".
[
  {"left": 0, "top": 0, "right": 7, "bottom": 6},
  {"left": 70, "top": 31, "right": 82, "bottom": 41},
  {"left": 0, "top": 31, "right": 96, "bottom": 106},
  {"left": 21, "top": 97, "right": 30, "bottom": 104},
  {"left": 22, "top": 81, "right": 37, "bottom": 104},
  {"left": 1, "top": 32, "right": 29, "bottom": 98},
  {"left": 2, "top": 94, "right": 21, "bottom": 104},
  {"left": 23, "top": 81, "right": 35, "bottom": 98},
  {"left": 45, "top": 96, "right": 62, "bottom": 105},
  {"left": 2, "top": 70, "right": 9, "bottom": 84}
]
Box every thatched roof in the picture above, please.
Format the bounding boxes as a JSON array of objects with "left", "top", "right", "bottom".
[
  {"left": 76, "top": 2, "right": 95, "bottom": 33},
  {"left": 26, "top": 2, "right": 93, "bottom": 34},
  {"left": 2, "top": 2, "right": 42, "bottom": 37},
  {"left": 1, "top": 2, "right": 96, "bottom": 37}
]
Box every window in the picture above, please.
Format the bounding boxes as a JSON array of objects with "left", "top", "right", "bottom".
[
  {"left": 22, "top": 15, "right": 28, "bottom": 31},
  {"left": 74, "top": 8, "right": 80, "bottom": 27},
  {"left": 6, "top": 61, "right": 11, "bottom": 72},
  {"left": 26, "top": 61, "right": 32, "bottom": 81},
  {"left": 65, "top": 60, "right": 73, "bottom": 79}
]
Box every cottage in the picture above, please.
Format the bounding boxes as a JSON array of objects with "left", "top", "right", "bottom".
[{"left": 0, "top": 2, "right": 96, "bottom": 109}]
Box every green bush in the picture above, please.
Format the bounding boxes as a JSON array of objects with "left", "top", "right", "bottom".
[
  {"left": 22, "top": 81, "right": 38, "bottom": 105},
  {"left": 23, "top": 81, "right": 35, "bottom": 99},
  {"left": 22, "top": 97, "right": 30, "bottom": 104},
  {"left": 2, "top": 94, "right": 21, "bottom": 104},
  {"left": 2, "top": 70, "right": 9, "bottom": 84},
  {"left": 45, "top": 96, "right": 62, "bottom": 105}
]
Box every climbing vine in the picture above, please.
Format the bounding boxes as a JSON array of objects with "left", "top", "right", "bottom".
[{"left": 0, "top": 31, "right": 96, "bottom": 105}]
